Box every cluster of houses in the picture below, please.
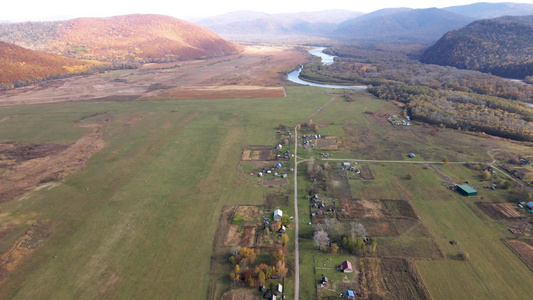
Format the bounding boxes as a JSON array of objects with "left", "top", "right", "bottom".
[
  {"left": 342, "top": 162, "right": 359, "bottom": 172},
  {"left": 388, "top": 115, "right": 411, "bottom": 126},
  {"left": 301, "top": 134, "right": 324, "bottom": 148},
  {"left": 318, "top": 261, "right": 356, "bottom": 299},
  {"left": 258, "top": 164, "right": 288, "bottom": 179},
  {"left": 310, "top": 194, "right": 336, "bottom": 217},
  {"left": 260, "top": 283, "right": 283, "bottom": 300}
]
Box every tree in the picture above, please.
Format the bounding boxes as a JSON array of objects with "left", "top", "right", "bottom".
[
  {"left": 234, "top": 264, "right": 240, "bottom": 274},
  {"left": 504, "top": 180, "right": 513, "bottom": 189},
  {"left": 281, "top": 233, "right": 289, "bottom": 246},
  {"left": 350, "top": 222, "right": 367, "bottom": 238},
  {"left": 313, "top": 229, "right": 330, "bottom": 251},
  {"left": 257, "top": 271, "right": 266, "bottom": 286},
  {"left": 443, "top": 158, "right": 449, "bottom": 164},
  {"left": 281, "top": 214, "right": 291, "bottom": 226},
  {"left": 331, "top": 244, "right": 339, "bottom": 254},
  {"left": 458, "top": 251, "right": 470, "bottom": 261},
  {"left": 482, "top": 170, "right": 491, "bottom": 180},
  {"left": 371, "top": 239, "right": 378, "bottom": 253}
]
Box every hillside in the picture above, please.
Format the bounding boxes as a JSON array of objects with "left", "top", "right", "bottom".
[
  {"left": 443, "top": 2, "right": 533, "bottom": 19},
  {"left": 420, "top": 16, "right": 533, "bottom": 79},
  {"left": 196, "top": 10, "right": 362, "bottom": 39},
  {"left": 332, "top": 8, "right": 473, "bottom": 44},
  {"left": 0, "top": 14, "right": 243, "bottom": 62},
  {"left": 0, "top": 41, "right": 108, "bottom": 86}
]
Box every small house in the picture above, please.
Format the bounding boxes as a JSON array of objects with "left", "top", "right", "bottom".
[
  {"left": 457, "top": 185, "right": 477, "bottom": 197},
  {"left": 527, "top": 201, "right": 533, "bottom": 209},
  {"left": 274, "top": 209, "right": 283, "bottom": 221},
  {"left": 408, "top": 153, "right": 416, "bottom": 158},
  {"left": 339, "top": 260, "right": 353, "bottom": 273}
]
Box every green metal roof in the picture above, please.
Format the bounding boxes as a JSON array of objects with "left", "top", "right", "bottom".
[{"left": 457, "top": 185, "right": 477, "bottom": 195}]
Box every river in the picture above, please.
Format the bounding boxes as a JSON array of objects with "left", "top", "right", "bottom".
[{"left": 287, "top": 47, "right": 367, "bottom": 90}]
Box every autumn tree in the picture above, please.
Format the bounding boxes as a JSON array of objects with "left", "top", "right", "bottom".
[
  {"left": 482, "top": 170, "right": 491, "bottom": 180},
  {"left": 331, "top": 244, "right": 339, "bottom": 254},
  {"left": 281, "top": 233, "right": 289, "bottom": 247}
]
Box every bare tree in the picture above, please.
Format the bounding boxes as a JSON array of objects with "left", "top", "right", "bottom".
[
  {"left": 313, "top": 229, "right": 330, "bottom": 251},
  {"left": 350, "top": 222, "right": 367, "bottom": 239}
]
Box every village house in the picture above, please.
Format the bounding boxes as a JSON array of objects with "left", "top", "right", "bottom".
[
  {"left": 339, "top": 260, "right": 353, "bottom": 273},
  {"left": 274, "top": 209, "right": 283, "bottom": 221}
]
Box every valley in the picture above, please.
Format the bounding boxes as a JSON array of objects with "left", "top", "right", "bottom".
[{"left": 1, "top": 3, "right": 533, "bottom": 300}]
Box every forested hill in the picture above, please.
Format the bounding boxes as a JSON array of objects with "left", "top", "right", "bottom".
[
  {"left": 0, "top": 14, "right": 243, "bottom": 63},
  {"left": 420, "top": 15, "right": 533, "bottom": 79},
  {"left": 0, "top": 41, "right": 108, "bottom": 87}
]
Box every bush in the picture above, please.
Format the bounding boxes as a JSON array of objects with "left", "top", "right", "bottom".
[{"left": 232, "top": 214, "right": 244, "bottom": 224}]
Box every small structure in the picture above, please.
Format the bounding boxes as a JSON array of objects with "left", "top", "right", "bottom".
[
  {"left": 339, "top": 260, "right": 353, "bottom": 273},
  {"left": 320, "top": 276, "right": 330, "bottom": 288},
  {"left": 343, "top": 162, "right": 351, "bottom": 167},
  {"left": 457, "top": 185, "right": 477, "bottom": 197},
  {"left": 408, "top": 153, "right": 416, "bottom": 158},
  {"left": 277, "top": 144, "right": 282, "bottom": 150},
  {"left": 276, "top": 284, "right": 283, "bottom": 295},
  {"left": 279, "top": 225, "right": 286, "bottom": 233},
  {"left": 527, "top": 201, "right": 533, "bottom": 209},
  {"left": 276, "top": 162, "right": 282, "bottom": 169},
  {"left": 274, "top": 209, "right": 283, "bottom": 221},
  {"left": 346, "top": 290, "right": 355, "bottom": 299}
]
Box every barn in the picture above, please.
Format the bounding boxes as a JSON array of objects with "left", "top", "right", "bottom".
[{"left": 457, "top": 185, "right": 477, "bottom": 196}]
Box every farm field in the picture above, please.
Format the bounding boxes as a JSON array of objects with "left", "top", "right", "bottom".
[
  {"left": 0, "top": 64, "right": 331, "bottom": 299},
  {"left": 293, "top": 89, "right": 533, "bottom": 299}
]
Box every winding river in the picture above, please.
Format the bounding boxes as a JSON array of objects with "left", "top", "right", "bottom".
[{"left": 287, "top": 47, "right": 367, "bottom": 90}]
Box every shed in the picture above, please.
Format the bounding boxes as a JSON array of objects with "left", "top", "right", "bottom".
[
  {"left": 457, "top": 185, "right": 477, "bottom": 196},
  {"left": 276, "top": 284, "right": 283, "bottom": 295},
  {"left": 339, "top": 260, "right": 353, "bottom": 273},
  {"left": 274, "top": 209, "right": 283, "bottom": 221},
  {"left": 347, "top": 290, "right": 355, "bottom": 299},
  {"left": 527, "top": 201, "right": 533, "bottom": 209},
  {"left": 343, "top": 162, "right": 351, "bottom": 167},
  {"left": 276, "top": 162, "right": 282, "bottom": 168},
  {"left": 408, "top": 153, "right": 416, "bottom": 158}
]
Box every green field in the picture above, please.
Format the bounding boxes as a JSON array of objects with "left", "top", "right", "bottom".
[{"left": 0, "top": 86, "right": 331, "bottom": 299}]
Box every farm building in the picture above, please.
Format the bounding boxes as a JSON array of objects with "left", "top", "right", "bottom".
[
  {"left": 339, "top": 260, "right": 353, "bottom": 273},
  {"left": 274, "top": 209, "right": 283, "bottom": 221},
  {"left": 457, "top": 185, "right": 477, "bottom": 196}
]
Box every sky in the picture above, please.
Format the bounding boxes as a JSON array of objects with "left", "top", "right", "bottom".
[{"left": 3, "top": 0, "right": 533, "bottom": 22}]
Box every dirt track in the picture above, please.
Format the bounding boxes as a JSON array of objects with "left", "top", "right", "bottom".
[{"left": 0, "top": 46, "right": 306, "bottom": 106}]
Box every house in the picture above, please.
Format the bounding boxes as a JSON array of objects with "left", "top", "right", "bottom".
[
  {"left": 527, "top": 201, "right": 533, "bottom": 209},
  {"left": 276, "top": 284, "right": 283, "bottom": 295},
  {"left": 274, "top": 209, "right": 283, "bottom": 221},
  {"left": 346, "top": 290, "right": 355, "bottom": 299},
  {"left": 457, "top": 185, "right": 477, "bottom": 197},
  {"left": 339, "top": 260, "right": 353, "bottom": 273}
]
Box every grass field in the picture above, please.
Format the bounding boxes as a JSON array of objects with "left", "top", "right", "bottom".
[{"left": 0, "top": 86, "right": 332, "bottom": 299}]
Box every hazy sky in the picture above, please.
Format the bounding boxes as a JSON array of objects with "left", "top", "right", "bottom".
[{"left": 3, "top": 0, "right": 533, "bottom": 22}]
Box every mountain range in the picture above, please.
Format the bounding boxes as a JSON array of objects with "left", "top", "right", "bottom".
[
  {"left": 195, "top": 2, "right": 533, "bottom": 44},
  {"left": 420, "top": 15, "right": 533, "bottom": 78},
  {"left": 0, "top": 14, "right": 242, "bottom": 63}
]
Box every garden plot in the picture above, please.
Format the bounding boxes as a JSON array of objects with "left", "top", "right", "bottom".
[
  {"left": 477, "top": 202, "right": 524, "bottom": 219},
  {"left": 505, "top": 239, "right": 533, "bottom": 270},
  {"left": 315, "top": 136, "right": 338, "bottom": 150}
]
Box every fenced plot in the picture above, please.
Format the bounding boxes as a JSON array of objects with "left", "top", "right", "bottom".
[{"left": 477, "top": 202, "right": 523, "bottom": 219}]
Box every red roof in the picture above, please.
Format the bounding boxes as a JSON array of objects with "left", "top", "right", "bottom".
[{"left": 341, "top": 260, "right": 352, "bottom": 270}]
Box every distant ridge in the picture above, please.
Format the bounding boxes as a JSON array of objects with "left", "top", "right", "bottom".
[
  {"left": 0, "top": 14, "right": 243, "bottom": 62},
  {"left": 420, "top": 15, "right": 533, "bottom": 78},
  {"left": 443, "top": 2, "right": 533, "bottom": 19},
  {"left": 0, "top": 41, "right": 107, "bottom": 85},
  {"left": 195, "top": 10, "right": 362, "bottom": 39},
  {"left": 332, "top": 8, "right": 474, "bottom": 44}
]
